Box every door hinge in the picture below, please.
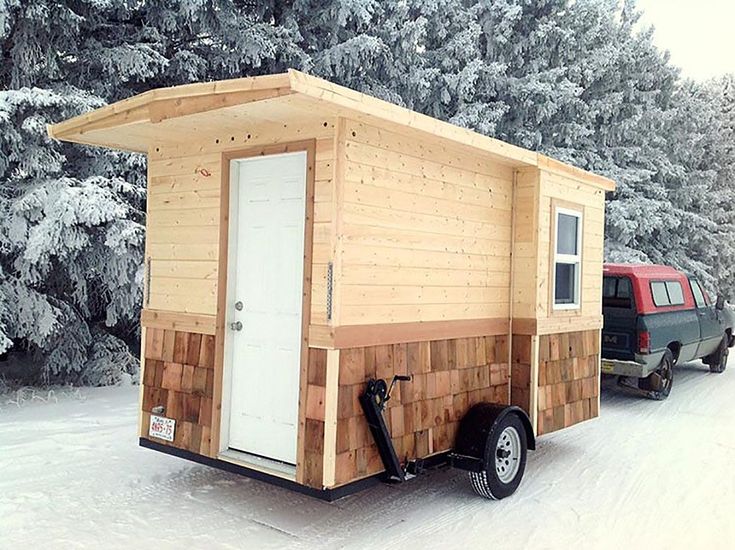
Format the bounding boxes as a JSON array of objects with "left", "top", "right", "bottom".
[
  {"left": 326, "top": 261, "right": 334, "bottom": 321},
  {"left": 145, "top": 256, "right": 151, "bottom": 307}
]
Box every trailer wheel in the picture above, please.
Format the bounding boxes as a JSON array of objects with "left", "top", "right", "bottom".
[
  {"left": 708, "top": 336, "right": 729, "bottom": 374},
  {"left": 469, "top": 413, "right": 528, "bottom": 500},
  {"left": 639, "top": 349, "right": 674, "bottom": 400}
]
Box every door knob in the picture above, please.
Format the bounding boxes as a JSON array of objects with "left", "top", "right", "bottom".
[
  {"left": 230, "top": 321, "right": 243, "bottom": 331},
  {"left": 234, "top": 301, "right": 244, "bottom": 311}
]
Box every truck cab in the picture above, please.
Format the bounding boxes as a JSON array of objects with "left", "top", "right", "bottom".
[{"left": 601, "top": 264, "right": 733, "bottom": 399}]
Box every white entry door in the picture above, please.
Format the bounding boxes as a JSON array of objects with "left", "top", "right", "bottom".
[{"left": 226, "top": 151, "right": 307, "bottom": 465}]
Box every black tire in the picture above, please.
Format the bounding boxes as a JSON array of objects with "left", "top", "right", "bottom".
[
  {"left": 708, "top": 336, "right": 729, "bottom": 374},
  {"left": 469, "top": 413, "right": 528, "bottom": 500},
  {"left": 639, "top": 349, "right": 674, "bottom": 400}
]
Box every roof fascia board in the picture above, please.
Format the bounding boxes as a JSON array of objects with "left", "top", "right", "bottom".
[
  {"left": 48, "top": 73, "right": 292, "bottom": 140},
  {"left": 537, "top": 154, "right": 616, "bottom": 191}
]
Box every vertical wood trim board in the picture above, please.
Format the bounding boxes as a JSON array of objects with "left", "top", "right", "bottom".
[
  {"left": 596, "top": 328, "right": 602, "bottom": 415},
  {"left": 138, "top": 326, "right": 148, "bottom": 437},
  {"left": 209, "top": 148, "right": 231, "bottom": 457},
  {"left": 297, "top": 140, "right": 318, "bottom": 483},
  {"left": 507, "top": 169, "right": 518, "bottom": 406},
  {"left": 322, "top": 349, "right": 341, "bottom": 486},
  {"left": 301, "top": 348, "right": 327, "bottom": 488},
  {"left": 529, "top": 335, "right": 540, "bottom": 434},
  {"left": 509, "top": 334, "right": 532, "bottom": 418}
]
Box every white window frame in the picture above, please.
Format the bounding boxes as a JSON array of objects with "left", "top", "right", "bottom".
[{"left": 553, "top": 207, "right": 583, "bottom": 310}]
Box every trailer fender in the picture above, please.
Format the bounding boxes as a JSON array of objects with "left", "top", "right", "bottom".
[{"left": 454, "top": 403, "right": 536, "bottom": 467}]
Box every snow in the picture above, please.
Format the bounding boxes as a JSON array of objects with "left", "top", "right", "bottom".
[{"left": 2, "top": 362, "right": 734, "bottom": 549}]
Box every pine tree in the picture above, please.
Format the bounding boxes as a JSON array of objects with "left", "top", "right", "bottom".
[
  {"left": 285, "top": 0, "right": 482, "bottom": 114},
  {"left": 0, "top": 0, "right": 304, "bottom": 383},
  {"left": 0, "top": 86, "right": 146, "bottom": 383},
  {"left": 2, "top": 0, "right": 734, "bottom": 384}
]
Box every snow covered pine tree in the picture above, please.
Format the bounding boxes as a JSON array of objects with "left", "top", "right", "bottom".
[
  {"left": 1, "top": 0, "right": 733, "bottom": 385},
  {"left": 0, "top": 0, "right": 303, "bottom": 384}
]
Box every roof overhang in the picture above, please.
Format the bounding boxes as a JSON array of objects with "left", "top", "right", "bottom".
[{"left": 48, "top": 69, "right": 615, "bottom": 191}]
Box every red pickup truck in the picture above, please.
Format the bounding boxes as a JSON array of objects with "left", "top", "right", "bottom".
[{"left": 601, "top": 264, "right": 734, "bottom": 399}]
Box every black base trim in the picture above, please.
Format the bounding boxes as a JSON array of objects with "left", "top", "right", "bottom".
[{"left": 139, "top": 438, "right": 381, "bottom": 501}]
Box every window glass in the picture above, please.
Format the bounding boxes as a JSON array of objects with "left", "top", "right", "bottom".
[
  {"left": 603, "top": 276, "right": 617, "bottom": 298},
  {"left": 556, "top": 213, "right": 578, "bottom": 255},
  {"left": 666, "top": 281, "right": 684, "bottom": 306},
  {"left": 554, "top": 208, "right": 582, "bottom": 308},
  {"left": 690, "top": 279, "right": 706, "bottom": 308},
  {"left": 651, "top": 281, "right": 669, "bottom": 306},
  {"left": 618, "top": 277, "right": 632, "bottom": 298},
  {"left": 555, "top": 263, "right": 576, "bottom": 304},
  {"left": 603, "top": 276, "right": 633, "bottom": 308}
]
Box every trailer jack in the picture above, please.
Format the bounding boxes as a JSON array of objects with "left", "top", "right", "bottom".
[{"left": 359, "top": 375, "right": 412, "bottom": 482}]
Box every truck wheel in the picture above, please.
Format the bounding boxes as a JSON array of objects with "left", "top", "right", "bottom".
[
  {"left": 708, "top": 336, "right": 729, "bottom": 374},
  {"left": 639, "top": 349, "right": 674, "bottom": 400},
  {"left": 469, "top": 413, "right": 528, "bottom": 500}
]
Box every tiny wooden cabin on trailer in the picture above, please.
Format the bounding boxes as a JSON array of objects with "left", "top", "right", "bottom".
[{"left": 48, "top": 70, "right": 615, "bottom": 500}]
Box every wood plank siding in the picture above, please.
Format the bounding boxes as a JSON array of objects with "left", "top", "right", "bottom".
[{"left": 335, "top": 119, "right": 514, "bottom": 327}]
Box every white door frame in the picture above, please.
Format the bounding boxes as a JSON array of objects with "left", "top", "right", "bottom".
[{"left": 217, "top": 143, "right": 314, "bottom": 479}]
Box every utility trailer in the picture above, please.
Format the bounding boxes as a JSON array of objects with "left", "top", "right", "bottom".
[{"left": 48, "top": 71, "right": 615, "bottom": 500}]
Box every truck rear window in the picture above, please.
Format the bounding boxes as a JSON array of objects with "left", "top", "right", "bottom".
[
  {"left": 603, "top": 276, "right": 632, "bottom": 308},
  {"left": 650, "top": 280, "right": 685, "bottom": 307}
]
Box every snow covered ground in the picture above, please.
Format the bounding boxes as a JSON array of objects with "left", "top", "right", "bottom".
[{"left": 2, "top": 361, "right": 734, "bottom": 549}]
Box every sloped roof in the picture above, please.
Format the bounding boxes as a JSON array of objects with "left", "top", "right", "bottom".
[{"left": 48, "top": 69, "right": 615, "bottom": 191}]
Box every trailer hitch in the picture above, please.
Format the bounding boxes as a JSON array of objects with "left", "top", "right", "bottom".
[{"left": 359, "top": 375, "right": 412, "bottom": 482}]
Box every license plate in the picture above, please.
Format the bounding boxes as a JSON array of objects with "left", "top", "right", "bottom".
[
  {"left": 149, "top": 415, "right": 175, "bottom": 442},
  {"left": 601, "top": 361, "right": 616, "bottom": 374}
]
